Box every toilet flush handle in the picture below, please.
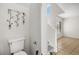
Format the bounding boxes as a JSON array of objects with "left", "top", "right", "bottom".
[{"left": 33, "top": 41, "right": 37, "bottom": 45}]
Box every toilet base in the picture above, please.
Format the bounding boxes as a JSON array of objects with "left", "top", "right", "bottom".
[{"left": 14, "top": 51, "right": 27, "bottom": 55}]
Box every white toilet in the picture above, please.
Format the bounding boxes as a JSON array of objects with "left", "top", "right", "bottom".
[{"left": 8, "top": 37, "right": 28, "bottom": 55}]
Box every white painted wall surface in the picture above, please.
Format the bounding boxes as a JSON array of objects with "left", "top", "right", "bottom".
[
  {"left": 29, "top": 3, "right": 41, "bottom": 55},
  {"left": 63, "top": 17, "right": 79, "bottom": 39},
  {"left": 0, "top": 3, "right": 30, "bottom": 55}
]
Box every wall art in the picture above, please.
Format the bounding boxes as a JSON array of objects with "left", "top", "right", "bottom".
[{"left": 7, "top": 9, "right": 26, "bottom": 29}]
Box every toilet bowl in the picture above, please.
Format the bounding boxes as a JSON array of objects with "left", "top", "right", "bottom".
[
  {"left": 8, "top": 37, "right": 28, "bottom": 55},
  {"left": 14, "top": 51, "right": 27, "bottom": 55}
]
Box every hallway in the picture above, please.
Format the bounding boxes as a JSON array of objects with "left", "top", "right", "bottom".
[{"left": 57, "top": 37, "right": 79, "bottom": 55}]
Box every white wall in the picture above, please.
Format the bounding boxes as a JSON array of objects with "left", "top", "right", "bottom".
[
  {"left": 0, "top": 3, "right": 30, "bottom": 55},
  {"left": 29, "top": 3, "right": 41, "bottom": 55},
  {"left": 63, "top": 16, "right": 79, "bottom": 38},
  {"left": 58, "top": 4, "right": 79, "bottom": 39}
]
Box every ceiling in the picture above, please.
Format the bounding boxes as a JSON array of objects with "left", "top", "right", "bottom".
[
  {"left": 57, "top": 3, "right": 79, "bottom": 18},
  {"left": 16, "top": 3, "right": 79, "bottom": 18}
]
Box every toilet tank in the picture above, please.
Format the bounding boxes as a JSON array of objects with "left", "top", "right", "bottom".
[{"left": 8, "top": 37, "right": 25, "bottom": 53}]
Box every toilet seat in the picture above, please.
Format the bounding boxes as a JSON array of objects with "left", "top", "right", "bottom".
[{"left": 14, "top": 51, "right": 27, "bottom": 55}]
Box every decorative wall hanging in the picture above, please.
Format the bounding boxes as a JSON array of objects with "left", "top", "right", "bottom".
[{"left": 7, "top": 9, "right": 26, "bottom": 29}]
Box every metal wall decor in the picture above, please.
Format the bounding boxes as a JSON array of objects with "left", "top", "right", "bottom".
[{"left": 7, "top": 9, "right": 26, "bottom": 29}]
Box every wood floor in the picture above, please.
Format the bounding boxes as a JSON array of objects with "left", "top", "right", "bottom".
[{"left": 57, "top": 37, "right": 79, "bottom": 55}]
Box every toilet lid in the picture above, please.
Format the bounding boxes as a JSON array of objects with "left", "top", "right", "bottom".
[{"left": 14, "top": 51, "right": 27, "bottom": 55}]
